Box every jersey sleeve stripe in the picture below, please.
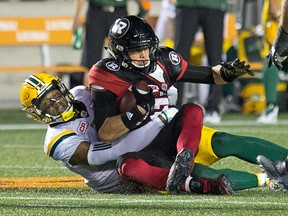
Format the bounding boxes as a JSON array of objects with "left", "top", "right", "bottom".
[
  {"left": 176, "top": 56, "right": 188, "bottom": 81},
  {"left": 45, "top": 129, "right": 76, "bottom": 157},
  {"left": 92, "top": 143, "right": 112, "bottom": 151}
]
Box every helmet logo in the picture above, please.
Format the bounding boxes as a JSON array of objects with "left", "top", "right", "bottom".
[
  {"left": 111, "top": 18, "right": 130, "bottom": 38},
  {"left": 106, "top": 61, "right": 120, "bottom": 71},
  {"left": 169, "top": 51, "right": 180, "bottom": 65}
]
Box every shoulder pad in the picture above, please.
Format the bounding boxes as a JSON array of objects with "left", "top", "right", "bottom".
[
  {"left": 159, "top": 46, "right": 182, "bottom": 66},
  {"left": 96, "top": 58, "right": 122, "bottom": 72}
]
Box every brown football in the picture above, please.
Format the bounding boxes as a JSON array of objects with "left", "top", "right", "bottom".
[{"left": 119, "top": 81, "right": 149, "bottom": 113}]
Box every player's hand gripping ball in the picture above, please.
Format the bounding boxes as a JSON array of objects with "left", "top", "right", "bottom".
[{"left": 119, "top": 81, "right": 152, "bottom": 113}]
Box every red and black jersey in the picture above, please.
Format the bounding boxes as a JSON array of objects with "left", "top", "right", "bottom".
[
  {"left": 88, "top": 46, "right": 213, "bottom": 130},
  {"left": 88, "top": 47, "right": 187, "bottom": 110}
]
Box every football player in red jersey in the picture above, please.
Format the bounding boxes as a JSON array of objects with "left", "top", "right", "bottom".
[
  {"left": 86, "top": 15, "right": 288, "bottom": 195},
  {"left": 88, "top": 16, "right": 253, "bottom": 144},
  {"left": 88, "top": 15, "right": 253, "bottom": 193},
  {"left": 20, "top": 73, "right": 234, "bottom": 195}
]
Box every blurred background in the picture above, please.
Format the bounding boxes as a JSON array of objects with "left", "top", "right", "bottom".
[{"left": 0, "top": 0, "right": 287, "bottom": 119}]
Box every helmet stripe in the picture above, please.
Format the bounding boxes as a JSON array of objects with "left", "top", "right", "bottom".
[{"left": 26, "top": 75, "right": 45, "bottom": 90}]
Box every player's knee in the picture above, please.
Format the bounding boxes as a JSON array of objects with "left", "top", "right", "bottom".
[
  {"left": 116, "top": 154, "right": 134, "bottom": 176},
  {"left": 181, "top": 103, "right": 204, "bottom": 119}
]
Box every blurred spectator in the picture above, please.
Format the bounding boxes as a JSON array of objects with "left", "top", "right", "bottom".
[
  {"left": 154, "top": 0, "right": 176, "bottom": 43},
  {"left": 173, "top": 0, "right": 227, "bottom": 124},
  {"left": 257, "top": 0, "right": 281, "bottom": 124},
  {"left": 71, "top": 0, "right": 150, "bottom": 87},
  {"left": 266, "top": 0, "right": 288, "bottom": 69}
]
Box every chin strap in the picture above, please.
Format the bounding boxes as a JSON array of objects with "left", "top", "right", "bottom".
[
  {"left": 61, "top": 110, "right": 76, "bottom": 122},
  {"left": 58, "top": 100, "right": 88, "bottom": 123}
]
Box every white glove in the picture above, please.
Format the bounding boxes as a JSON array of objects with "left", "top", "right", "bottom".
[
  {"left": 159, "top": 107, "right": 179, "bottom": 124},
  {"left": 267, "top": 27, "right": 288, "bottom": 70},
  {"left": 167, "top": 86, "right": 178, "bottom": 106}
]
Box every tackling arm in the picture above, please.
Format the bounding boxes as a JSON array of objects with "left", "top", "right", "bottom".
[
  {"left": 87, "top": 108, "right": 178, "bottom": 166},
  {"left": 68, "top": 107, "right": 178, "bottom": 166},
  {"left": 67, "top": 117, "right": 164, "bottom": 166}
]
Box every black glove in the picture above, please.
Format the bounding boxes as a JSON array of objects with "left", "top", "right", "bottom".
[
  {"left": 220, "top": 58, "right": 254, "bottom": 82},
  {"left": 131, "top": 85, "right": 155, "bottom": 118},
  {"left": 267, "top": 27, "right": 288, "bottom": 70},
  {"left": 120, "top": 85, "right": 154, "bottom": 130}
]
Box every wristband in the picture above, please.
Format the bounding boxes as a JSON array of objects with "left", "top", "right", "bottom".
[
  {"left": 121, "top": 107, "right": 144, "bottom": 129},
  {"left": 161, "top": 111, "right": 169, "bottom": 124}
]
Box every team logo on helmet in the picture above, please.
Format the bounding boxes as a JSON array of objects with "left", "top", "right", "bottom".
[
  {"left": 106, "top": 61, "right": 120, "bottom": 71},
  {"left": 111, "top": 18, "right": 130, "bottom": 38},
  {"left": 169, "top": 51, "right": 181, "bottom": 65}
]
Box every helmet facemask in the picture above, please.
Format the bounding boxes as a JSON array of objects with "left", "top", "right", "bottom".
[{"left": 125, "top": 42, "right": 158, "bottom": 74}]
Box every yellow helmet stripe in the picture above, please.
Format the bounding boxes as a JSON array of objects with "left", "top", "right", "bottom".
[{"left": 45, "top": 129, "right": 76, "bottom": 157}]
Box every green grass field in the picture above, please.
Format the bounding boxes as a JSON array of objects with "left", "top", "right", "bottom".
[{"left": 1, "top": 109, "right": 288, "bottom": 215}]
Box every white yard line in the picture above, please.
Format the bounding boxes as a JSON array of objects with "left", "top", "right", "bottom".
[
  {"left": 1, "top": 119, "right": 288, "bottom": 131},
  {"left": 206, "top": 120, "right": 288, "bottom": 126},
  {"left": 0, "top": 124, "right": 46, "bottom": 130},
  {"left": 0, "top": 196, "right": 287, "bottom": 206},
  {"left": 0, "top": 165, "right": 65, "bottom": 169}
]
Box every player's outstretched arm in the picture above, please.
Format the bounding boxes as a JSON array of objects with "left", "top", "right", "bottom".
[{"left": 212, "top": 58, "right": 254, "bottom": 84}]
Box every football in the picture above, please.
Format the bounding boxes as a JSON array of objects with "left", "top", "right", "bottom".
[{"left": 119, "top": 81, "right": 149, "bottom": 113}]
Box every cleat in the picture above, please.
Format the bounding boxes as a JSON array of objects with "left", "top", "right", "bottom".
[
  {"left": 166, "top": 148, "right": 194, "bottom": 192},
  {"left": 256, "top": 105, "right": 279, "bottom": 124},
  {"left": 266, "top": 179, "right": 281, "bottom": 190},
  {"left": 217, "top": 174, "right": 235, "bottom": 195},
  {"left": 256, "top": 155, "right": 288, "bottom": 191},
  {"left": 198, "top": 174, "right": 234, "bottom": 195},
  {"left": 204, "top": 111, "right": 221, "bottom": 124}
]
